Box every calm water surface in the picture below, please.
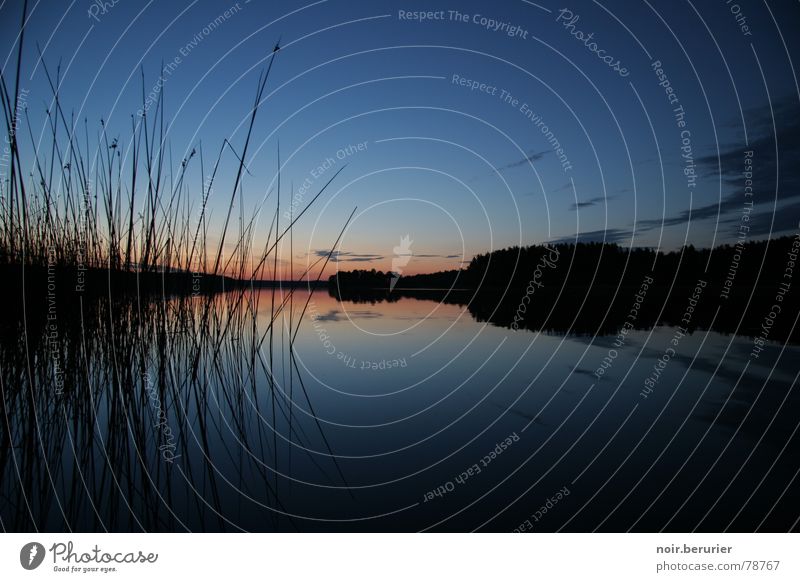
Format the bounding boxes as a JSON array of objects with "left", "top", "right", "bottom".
[{"left": 3, "top": 289, "right": 798, "bottom": 532}]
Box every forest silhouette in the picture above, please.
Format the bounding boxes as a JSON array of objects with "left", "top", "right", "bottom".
[{"left": 328, "top": 236, "right": 800, "bottom": 342}]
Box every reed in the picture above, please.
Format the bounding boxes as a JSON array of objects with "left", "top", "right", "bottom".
[{"left": 0, "top": 7, "right": 356, "bottom": 532}]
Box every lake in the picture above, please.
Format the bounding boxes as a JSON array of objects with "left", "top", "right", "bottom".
[{"left": 2, "top": 287, "right": 798, "bottom": 532}]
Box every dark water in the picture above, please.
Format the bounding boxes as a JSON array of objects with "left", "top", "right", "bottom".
[{"left": 2, "top": 289, "right": 798, "bottom": 532}]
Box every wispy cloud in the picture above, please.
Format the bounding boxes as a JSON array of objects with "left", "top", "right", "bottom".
[
  {"left": 638, "top": 95, "right": 800, "bottom": 231},
  {"left": 553, "top": 182, "right": 573, "bottom": 193},
  {"left": 720, "top": 200, "right": 800, "bottom": 237},
  {"left": 312, "top": 309, "right": 383, "bottom": 322},
  {"left": 548, "top": 228, "right": 633, "bottom": 245},
  {"left": 313, "top": 250, "right": 461, "bottom": 264},
  {"left": 469, "top": 149, "right": 550, "bottom": 183},
  {"left": 313, "top": 250, "right": 383, "bottom": 262},
  {"left": 496, "top": 149, "right": 550, "bottom": 172},
  {"left": 568, "top": 195, "right": 616, "bottom": 211}
]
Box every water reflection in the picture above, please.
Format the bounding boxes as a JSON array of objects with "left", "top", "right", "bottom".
[{"left": 1, "top": 288, "right": 798, "bottom": 532}]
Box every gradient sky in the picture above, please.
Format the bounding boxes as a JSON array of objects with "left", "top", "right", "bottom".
[{"left": 2, "top": 0, "right": 799, "bottom": 278}]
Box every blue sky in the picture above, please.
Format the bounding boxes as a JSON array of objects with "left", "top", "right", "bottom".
[{"left": 2, "top": 0, "right": 799, "bottom": 276}]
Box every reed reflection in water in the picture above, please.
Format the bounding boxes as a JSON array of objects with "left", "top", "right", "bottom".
[{"left": 2, "top": 287, "right": 799, "bottom": 532}]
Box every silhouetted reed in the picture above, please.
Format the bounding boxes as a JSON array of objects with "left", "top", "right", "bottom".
[{"left": 1, "top": 5, "right": 354, "bottom": 531}]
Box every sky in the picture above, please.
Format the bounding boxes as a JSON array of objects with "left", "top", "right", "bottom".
[{"left": 1, "top": 0, "right": 799, "bottom": 278}]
